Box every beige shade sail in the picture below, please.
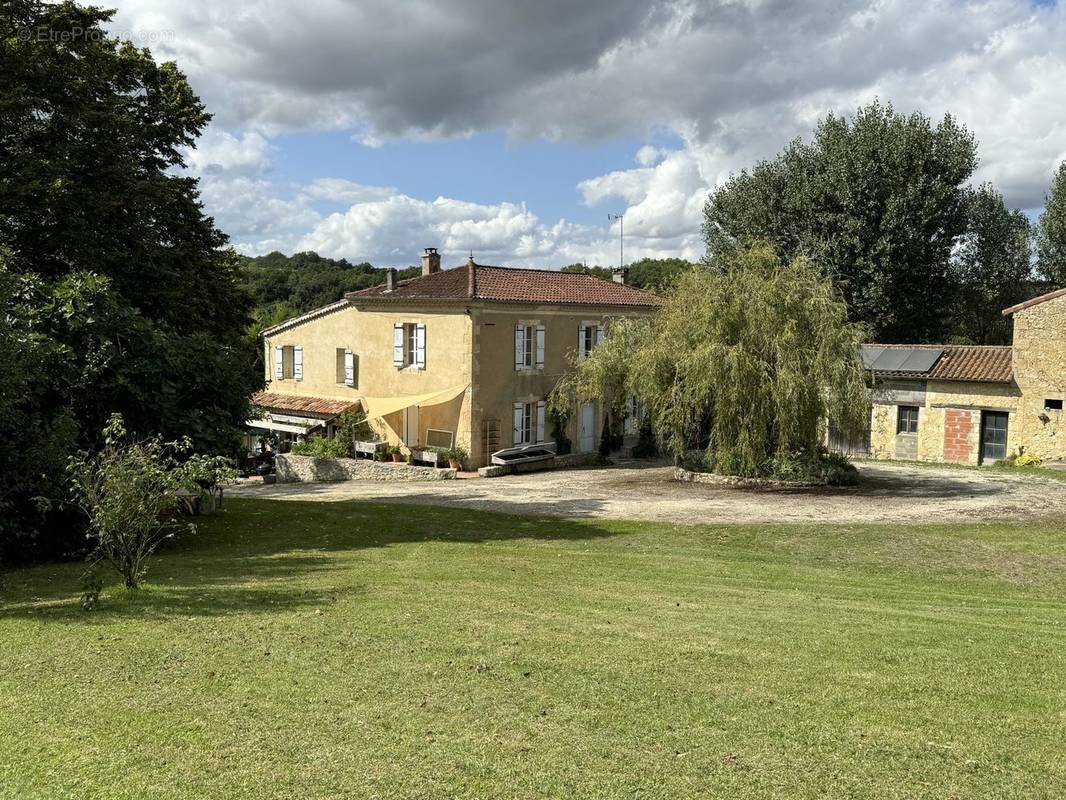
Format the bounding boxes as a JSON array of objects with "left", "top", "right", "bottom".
[{"left": 360, "top": 384, "right": 469, "bottom": 420}]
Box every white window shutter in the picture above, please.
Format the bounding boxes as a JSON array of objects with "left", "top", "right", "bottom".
[
  {"left": 293, "top": 346, "right": 303, "bottom": 381},
  {"left": 595, "top": 325, "right": 604, "bottom": 347},
  {"left": 344, "top": 350, "right": 355, "bottom": 386},
  {"left": 578, "top": 324, "right": 587, "bottom": 359},
  {"left": 393, "top": 323, "right": 405, "bottom": 368},
  {"left": 415, "top": 323, "right": 426, "bottom": 369},
  {"left": 536, "top": 401, "right": 546, "bottom": 443},
  {"left": 514, "top": 325, "right": 525, "bottom": 370},
  {"left": 274, "top": 346, "right": 283, "bottom": 379},
  {"left": 513, "top": 402, "right": 525, "bottom": 444},
  {"left": 535, "top": 325, "right": 545, "bottom": 369}
]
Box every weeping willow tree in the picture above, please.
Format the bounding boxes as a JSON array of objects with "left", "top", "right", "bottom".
[{"left": 551, "top": 244, "right": 870, "bottom": 478}]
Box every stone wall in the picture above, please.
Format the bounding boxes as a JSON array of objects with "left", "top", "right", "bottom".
[
  {"left": 276, "top": 454, "right": 455, "bottom": 483},
  {"left": 868, "top": 380, "right": 1022, "bottom": 465},
  {"left": 1012, "top": 295, "right": 1066, "bottom": 461}
]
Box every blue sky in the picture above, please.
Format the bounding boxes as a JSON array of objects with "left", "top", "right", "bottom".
[{"left": 114, "top": 0, "right": 1066, "bottom": 267}]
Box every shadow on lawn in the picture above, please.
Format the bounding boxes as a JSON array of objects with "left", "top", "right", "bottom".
[{"left": 0, "top": 499, "right": 620, "bottom": 622}]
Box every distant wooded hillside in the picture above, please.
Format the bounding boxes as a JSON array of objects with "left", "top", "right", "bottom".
[{"left": 241, "top": 251, "right": 420, "bottom": 330}]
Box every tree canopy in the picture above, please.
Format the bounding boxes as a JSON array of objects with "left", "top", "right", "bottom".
[
  {"left": 0, "top": 1, "right": 259, "bottom": 560},
  {"left": 552, "top": 244, "right": 869, "bottom": 479},
  {"left": 1037, "top": 161, "right": 1066, "bottom": 287},
  {"left": 704, "top": 102, "right": 986, "bottom": 343},
  {"left": 950, "top": 185, "right": 1033, "bottom": 345},
  {"left": 241, "top": 251, "right": 419, "bottom": 331},
  {"left": 560, "top": 257, "right": 695, "bottom": 293}
]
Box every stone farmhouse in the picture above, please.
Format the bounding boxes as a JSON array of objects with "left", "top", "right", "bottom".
[
  {"left": 252, "top": 249, "right": 663, "bottom": 468},
  {"left": 859, "top": 287, "right": 1065, "bottom": 465}
]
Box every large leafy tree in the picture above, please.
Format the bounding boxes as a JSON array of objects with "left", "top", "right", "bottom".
[
  {"left": 949, "top": 185, "right": 1033, "bottom": 345},
  {"left": 1037, "top": 161, "right": 1066, "bottom": 286},
  {"left": 0, "top": 1, "right": 259, "bottom": 558},
  {"left": 704, "top": 102, "right": 977, "bottom": 343},
  {"left": 552, "top": 244, "right": 869, "bottom": 478}
]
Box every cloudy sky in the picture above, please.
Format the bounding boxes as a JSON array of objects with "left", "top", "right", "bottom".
[{"left": 111, "top": 0, "right": 1065, "bottom": 268}]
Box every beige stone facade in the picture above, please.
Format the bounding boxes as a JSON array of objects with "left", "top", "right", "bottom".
[
  {"left": 865, "top": 290, "right": 1065, "bottom": 465},
  {"left": 257, "top": 259, "right": 660, "bottom": 467}
]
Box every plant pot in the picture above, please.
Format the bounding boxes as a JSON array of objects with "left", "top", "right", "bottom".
[
  {"left": 391, "top": 453, "right": 405, "bottom": 463},
  {"left": 448, "top": 459, "right": 462, "bottom": 470}
]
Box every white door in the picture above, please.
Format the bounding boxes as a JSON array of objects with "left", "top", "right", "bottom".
[
  {"left": 403, "top": 405, "right": 420, "bottom": 447},
  {"left": 579, "top": 403, "right": 596, "bottom": 452}
]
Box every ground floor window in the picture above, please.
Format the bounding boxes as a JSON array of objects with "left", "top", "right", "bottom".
[
  {"left": 512, "top": 400, "right": 546, "bottom": 445},
  {"left": 896, "top": 405, "right": 919, "bottom": 434}
]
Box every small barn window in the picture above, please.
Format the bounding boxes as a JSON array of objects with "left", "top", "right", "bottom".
[
  {"left": 1046, "top": 399, "right": 1064, "bottom": 411},
  {"left": 897, "top": 405, "right": 919, "bottom": 435}
]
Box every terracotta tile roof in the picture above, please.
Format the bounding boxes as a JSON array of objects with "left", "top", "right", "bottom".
[
  {"left": 347, "top": 261, "right": 664, "bottom": 307},
  {"left": 1001, "top": 286, "right": 1066, "bottom": 316},
  {"left": 928, "top": 346, "right": 1013, "bottom": 383},
  {"left": 252, "top": 391, "right": 358, "bottom": 417},
  {"left": 863, "top": 344, "right": 1014, "bottom": 384}
]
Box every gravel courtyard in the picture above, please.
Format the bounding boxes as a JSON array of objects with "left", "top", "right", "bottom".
[{"left": 230, "top": 461, "right": 1065, "bottom": 525}]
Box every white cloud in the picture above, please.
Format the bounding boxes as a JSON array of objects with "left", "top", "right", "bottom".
[
  {"left": 112, "top": 0, "right": 1066, "bottom": 263},
  {"left": 183, "top": 129, "right": 272, "bottom": 176}
]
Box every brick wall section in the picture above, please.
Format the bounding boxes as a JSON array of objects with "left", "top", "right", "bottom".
[{"left": 943, "top": 409, "right": 974, "bottom": 462}]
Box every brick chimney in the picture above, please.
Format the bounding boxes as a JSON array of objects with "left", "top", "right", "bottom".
[
  {"left": 467, "top": 256, "right": 477, "bottom": 297},
  {"left": 612, "top": 267, "right": 628, "bottom": 285},
  {"left": 421, "top": 247, "right": 441, "bottom": 276},
  {"left": 385, "top": 268, "right": 397, "bottom": 291}
]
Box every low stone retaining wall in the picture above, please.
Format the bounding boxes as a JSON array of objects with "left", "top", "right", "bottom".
[
  {"left": 673, "top": 467, "right": 819, "bottom": 489},
  {"left": 276, "top": 454, "right": 456, "bottom": 483}
]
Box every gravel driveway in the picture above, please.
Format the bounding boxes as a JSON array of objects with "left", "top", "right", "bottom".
[{"left": 229, "top": 461, "right": 1065, "bottom": 525}]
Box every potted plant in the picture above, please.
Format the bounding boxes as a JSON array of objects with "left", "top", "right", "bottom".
[
  {"left": 389, "top": 445, "right": 405, "bottom": 463},
  {"left": 443, "top": 445, "right": 467, "bottom": 470}
]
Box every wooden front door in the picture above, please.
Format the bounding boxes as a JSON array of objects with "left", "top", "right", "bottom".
[{"left": 579, "top": 403, "right": 596, "bottom": 453}]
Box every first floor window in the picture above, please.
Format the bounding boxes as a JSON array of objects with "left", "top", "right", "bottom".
[
  {"left": 897, "top": 405, "right": 919, "bottom": 434},
  {"left": 393, "top": 322, "right": 426, "bottom": 369},
  {"left": 273, "top": 344, "right": 302, "bottom": 380},
  {"left": 514, "top": 323, "right": 545, "bottom": 370},
  {"left": 578, "top": 322, "right": 603, "bottom": 359},
  {"left": 336, "top": 348, "right": 357, "bottom": 387},
  {"left": 513, "top": 400, "right": 546, "bottom": 445}
]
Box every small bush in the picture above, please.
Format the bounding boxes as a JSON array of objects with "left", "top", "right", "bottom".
[
  {"left": 443, "top": 445, "right": 468, "bottom": 467},
  {"left": 289, "top": 436, "right": 349, "bottom": 459},
  {"left": 631, "top": 417, "right": 659, "bottom": 458}
]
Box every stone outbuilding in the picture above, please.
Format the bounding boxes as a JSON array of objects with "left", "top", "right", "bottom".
[{"left": 859, "top": 287, "right": 1065, "bottom": 465}]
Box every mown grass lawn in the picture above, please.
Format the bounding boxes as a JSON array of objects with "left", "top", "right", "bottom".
[{"left": 2, "top": 499, "right": 1065, "bottom": 799}]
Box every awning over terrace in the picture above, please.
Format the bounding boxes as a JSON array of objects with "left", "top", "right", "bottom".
[
  {"left": 246, "top": 417, "right": 318, "bottom": 435},
  {"left": 360, "top": 384, "right": 469, "bottom": 420}
]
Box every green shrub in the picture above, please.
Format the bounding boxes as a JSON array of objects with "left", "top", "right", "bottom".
[
  {"left": 631, "top": 417, "right": 659, "bottom": 458},
  {"left": 289, "top": 436, "right": 350, "bottom": 459},
  {"left": 67, "top": 414, "right": 195, "bottom": 589},
  {"left": 443, "top": 445, "right": 468, "bottom": 467}
]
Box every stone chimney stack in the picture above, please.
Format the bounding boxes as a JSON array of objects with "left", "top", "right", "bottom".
[
  {"left": 385, "top": 267, "right": 397, "bottom": 291},
  {"left": 612, "top": 267, "right": 628, "bottom": 285},
  {"left": 421, "top": 247, "right": 441, "bottom": 276},
  {"left": 467, "top": 256, "right": 477, "bottom": 297}
]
